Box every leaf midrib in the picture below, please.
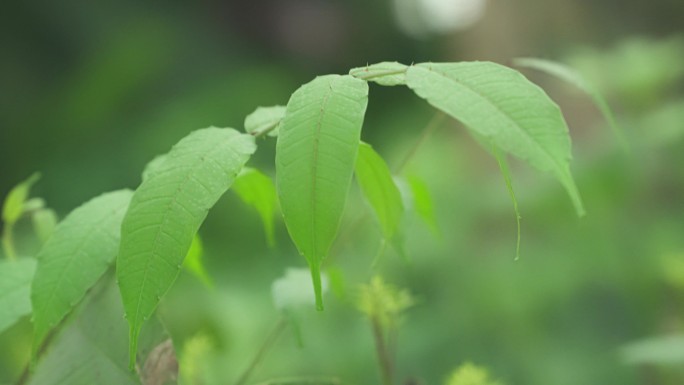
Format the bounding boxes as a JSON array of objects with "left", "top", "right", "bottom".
[{"left": 309, "top": 83, "right": 333, "bottom": 261}]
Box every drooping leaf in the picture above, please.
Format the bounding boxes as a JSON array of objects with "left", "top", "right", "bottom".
[
  {"left": 183, "top": 235, "right": 212, "bottom": 288},
  {"left": 232, "top": 168, "right": 278, "bottom": 247},
  {"left": 2, "top": 172, "right": 40, "bottom": 225},
  {"left": 28, "top": 276, "right": 174, "bottom": 385},
  {"left": 514, "top": 57, "right": 627, "bottom": 149},
  {"left": 349, "top": 62, "right": 408, "bottom": 86},
  {"left": 355, "top": 142, "right": 404, "bottom": 242},
  {"left": 276, "top": 75, "right": 369, "bottom": 310},
  {"left": 244, "top": 105, "right": 286, "bottom": 137},
  {"left": 0, "top": 258, "right": 36, "bottom": 334},
  {"left": 271, "top": 268, "right": 329, "bottom": 310},
  {"left": 406, "top": 62, "right": 585, "bottom": 216},
  {"left": 117, "top": 127, "right": 255, "bottom": 367},
  {"left": 32, "top": 208, "right": 58, "bottom": 243},
  {"left": 406, "top": 174, "right": 439, "bottom": 235},
  {"left": 31, "top": 190, "right": 132, "bottom": 354}
]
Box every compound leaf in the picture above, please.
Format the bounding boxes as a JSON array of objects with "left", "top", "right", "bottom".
[
  {"left": 355, "top": 142, "right": 404, "bottom": 242},
  {"left": 0, "top": 258, "right": 36, "bottom": 334},
  {"left": 244, "top": 105, "right": 286, "bottom": 137},
  {"left": 406, "top": 62, "right": 584, "bottom": 216},
  {"left": 276, "top": 75, "right": 368, "bottom": 310},
  {"left": 232, "top": 167, "right": 278, "bottom": 247},
  {"left": 117, "top": 127, "right": 255, "bottom": 368},
  {"left": 514, "top": 57, "right": 627, "bottom": 149},
  {"left": 349, "top": 62, "right": 408, "bottom": 86},
  {"left": 31, "top": 189, "right": 132, "bottom": 354}
]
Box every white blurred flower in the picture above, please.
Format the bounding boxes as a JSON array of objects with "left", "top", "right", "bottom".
[{"left": 394, "top": 0, "right": 488, "bottom": 37}]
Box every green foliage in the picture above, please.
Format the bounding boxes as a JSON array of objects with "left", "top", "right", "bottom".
[
  {"left": 350, "top": 62, "right": 408, "bottom": 86},
  {"left": 0, "top": 259, "right": 36, "bottom": 334},
  {"left": 406, "top": 174, "right": 439, "bottom": 235},
  {"left": 31, "top": 190, "right": 132, "bottom": 354},
  {"left": 2, "top": 172, "right": 40, "bottom": 225},
  {"left": 31, "top": 209, "right": 58, "bottom": 244},
  {"left": 244, "top": 105, "right": 286, "bottom": 137},
  {"left": 621, "top": 334, "right": 684, "bottom": 366},
  {"left": 271, "top": 268, "right": 329, "bottom": 310},
  {"left": 355, "top": 142, "right": 405, "bottom": 245},
  {"left": 232, "top": 167, "right": 278, "bottom": 247},
  {"left": 445, "top": 362, "right": 504, "bottom": 385},
  {"left": 405, "top": 62, "right": 584, "bottom": 216},
  {"left": 117, "top": 127, "right": 255, "bottom": 368},
  {"left": 182, "top": 235, "right": 212, "bottom": 288},
  {"left": 356, "top": 276, "right": 414, "bottom": 330},
  {"left": 276, "top": 75, "right": 369, "bottom": 310}
]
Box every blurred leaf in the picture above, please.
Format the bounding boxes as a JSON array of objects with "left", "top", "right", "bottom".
[
  {"left": 276, "top": 75, "right": 368, "bottom": 310},
  {"left": 355, "top": 142, "right": 404, "bottom": 244},
  {"left": 514, "top": 57, "right": 626, "bottom": 149},
  {"left": 445, "top": 362, "right": 504, "bottom": 385},
  {"left": 28, "top": 277, "right": 174, "bottom": 385},
  {"left": 22, "top": 198, "right": 46, "bottom": 214},
  {"left": 633, "top": 99, "right": 684, "bottom": 147},
  {"left": 349, "top": 62, "right": 408, "bottom": 86},
  {"left": 2, "top": 173, "right": 40, "bottom": 225},
  {"left": 179, "top": 334, "right": 214, "bottom": 385},
  {"left": 406, "top": 62, "right": 584, "bottom": 216},
  {"left": 356, "top": 276, "right": 414, "bottom": 330},
  {"left": 244, "top": 105, "right": 286, "bottom": 137},
  {"left": 32, "top": 209, "right": 58, "bottom": 244},
  {"left": 117, "top": 127, "right": 255, "bottom": 368},
  {"left": 406, "top": 175, "right": 438, "bottom": 235},
  {"left": 621, "top": 334, "right": 684, "bottom": 366},
  {"left": 271, "top": 268, "right": 329, "bottom": 310},
  {"left": 183, "top": 235, "right": 212, "bottom": 288},
  {"left": 327, "top": 266, "right": 346, "bottom": 301},
  {"left": 31, "top": 190, "right": 133, "bottom": 355},
  {"left": 232, "top": 168, "right": 278, "bottom": 247},
  {"left": 0, "top": 259, "right": 36, "bottom": 334}
]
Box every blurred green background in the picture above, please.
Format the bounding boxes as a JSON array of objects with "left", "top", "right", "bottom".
[{"left": 1, "top": 0, "right": 684, "bottom": 384}]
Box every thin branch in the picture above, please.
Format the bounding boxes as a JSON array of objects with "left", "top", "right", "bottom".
[{"left": 234, "top": 316, "right": 289, "bottom": 385}]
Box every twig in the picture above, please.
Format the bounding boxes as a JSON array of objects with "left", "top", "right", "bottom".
[{"left": 234, "top": 316, "right": 289, "bottom": 385}]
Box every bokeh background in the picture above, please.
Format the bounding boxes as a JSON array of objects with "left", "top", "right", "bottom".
[{"left": 1, "top": 0, "right": 684, "bottom": 384}]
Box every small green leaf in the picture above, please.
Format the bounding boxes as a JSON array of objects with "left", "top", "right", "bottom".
[
  {"left": 446, "top": 362, "right": 504, "bottom": 385},
  {"left": 355, "top": 142, "right": 404, "bottom": 242},
  {"left": 23, "top": 198, "right": 46, "bottom": 213},
  {"left": 406, "top": 175, "right": 439, "bottom": 235},
  {"left": 514, "top": 57, "right": 627, "bottom": 149},
  {"left": 183, "top": 235, "right": 212, "bottom": 288},
  {"left": 232, "top": 168, "right": 278, "bottom": 247},
  {"left": 244, "top": 105, "right": 287, "bottom": 137},
  {"left": 117, "top": 127, "right": 255, "bottom": 368},
  {"left": 31, "top": 190, "right": 132, "bottom": 354},
  {"left": 32, "top": 209, "right": 58, "bottom": 243},
  {"left": 2, "top": 172, "right": 40, "bottom": 225},
  {"left": 276, "top": 75, "right": 368, "bottom": 310},
  {"left": 406, "top": 62, "right": 584, "bottom": 216},
  {"left": 349, "top": 62, "right": 408, "bottom": 86},
  {"left": 0, "top": 259, "right": 36, "bottom": 334}
]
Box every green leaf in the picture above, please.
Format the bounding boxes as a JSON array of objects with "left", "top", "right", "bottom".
[
  {"left": 31, "top": 190, "right": 133, "bottom": 354},
  {"left": 349, "top": 62, "right": 408, "bottom": 86},
  {"left": 0, "top": 259, "right": 36, "bottom": 334},
  {"left": 244, "top": 105, "right": 286, "bottom": 137},
  {"left": 183, "top": 235, "right": 212, "bottom": 288},
  {"left": 117, "top": 127, "right": 255, "bottom": 368},
  {"left": 141, "top": 154, "right": 168, "bottom": 182},
  {"left": 32, "top": 208, "right": 58, "bottom": 243},
  {"left": 406, "top": 175, "right": 438, "bottom": 235},
  {"left": 406, "top": 62, "right": 585, "bottom": 216},
  {"left": 28, "top": 276, "right": 174, "bottom": 385},
  {"left": 232, "top": 168, "right": 278, "bottom": 247},
  {"left": 2, "top": 172, "right": 40, "bottom": 225},
  {"left": 271, "top": 268, "right": 329, "bottom": 310},
  {"left": 276, "top": 75, "right": 369, "bottom": 310},
  {"left": 446, "top": 362, "right": 504, "bottom": 385},
  {"left": 355, "top": 142, "right": 404, "bottom": 242},
  {"left": 514, "top": 57, "right": 627, "bottom": 149},
  {"left": 621, "top": 334, "right": 684, "bottom": 366}
]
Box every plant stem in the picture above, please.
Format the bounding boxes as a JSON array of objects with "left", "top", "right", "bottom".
[
  {"left": 2, "top": 222, "right": 17, "bottom": 261},
  {"left": 354, "top": 69, "right": 408, "bottom": 81},
  {"left": 234, "top": 316, "right": 288, "bottom": 385},
  {"left": 251, "top": 121, "right": 280, "bottom": 138},
  {"left": 371, "top": 317, "right": 393, "bottom": 385},
  {"left": 395, "top": 112, "right": 446, "bottom": 174}
]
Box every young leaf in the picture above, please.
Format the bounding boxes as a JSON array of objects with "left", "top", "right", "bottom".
[
  {"left": 32, "top": 208, "right": 58, "bottom": 243},
  {"left": 31, "top": 189, "right": 133, "bottom": 354},
  {"left": 117, "top": 127, "right": 255, "bottom": 368},
  {"left": 406, "top": 175, "right": 439, "bottom": 235},
  {"left": 355, "top": 142, "right": 404, "bottom": 242},
  {"left": 28, "top": 277, "right": 173, "bottom": 385},
  {"left": 183, "top": 235, "right": 213, "bottom": 288},
  {"left": 0, "top": 258, "right": 36, "bottom": 334},
  {"left": 514, "top": 57, "right": 627, "bottom": 149},
  {"left": 244, "top": 105, "right": 286, "bottom": 137},
  {"left": 2, "top": 172, "right": 40, "bottom": 225},
  {"left": 232, "top": 168, "right": 278, "bottom": 247},
  {"left": 349, "top": 62, "right": 408, "bottom": 86},
  {"left": 406, "top": 62, "right": 585, "bottom": 216},
  {"left": 276, "top": 75, "right": 369, "bottom": 310}
]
